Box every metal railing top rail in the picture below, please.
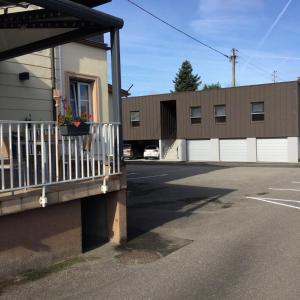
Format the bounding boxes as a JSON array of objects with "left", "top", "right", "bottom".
[{"left": 0, "top": 120, "right": 121, "bottom": 125}]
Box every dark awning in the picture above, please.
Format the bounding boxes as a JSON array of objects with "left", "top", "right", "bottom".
[
  {"left": 0, "top": 0, "right": 123, "bottom": 60},
  {"left": 0, "top": 0, "right": 111, "bottom": 7}
]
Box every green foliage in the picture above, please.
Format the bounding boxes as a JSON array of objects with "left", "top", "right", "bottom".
[
  {"left": 172, "top": 60, "right": 201, "bottom": 92},
  {"left": 202, "top": 82, "right": 221, "bottom": 90},
  {"left": 57, "top": 104, "right": 93, "bottom": 126},
  {"left": 65, "top": 104, "right": 74, "bottom": 124}
]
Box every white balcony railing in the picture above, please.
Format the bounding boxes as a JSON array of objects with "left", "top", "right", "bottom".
[{"left": 0, "top": 121, "right": 121, "bottom": 193}]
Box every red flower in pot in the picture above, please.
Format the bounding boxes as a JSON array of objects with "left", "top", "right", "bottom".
[{"left": 73, "top": 118, "right": 81, "bottom": 128}]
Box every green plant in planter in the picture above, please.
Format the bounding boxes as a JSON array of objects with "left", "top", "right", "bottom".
[{"left": 58, "top": 104, "right": 92, "bottom": 136}]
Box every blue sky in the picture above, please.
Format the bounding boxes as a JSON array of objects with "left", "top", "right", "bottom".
[{"left": 100, "top": 0, "right": 300, "bottom": 96}]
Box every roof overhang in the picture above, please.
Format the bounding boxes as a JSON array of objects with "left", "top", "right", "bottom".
[{"left": 0, "top": 0, "right": 123, "bottom": 60}]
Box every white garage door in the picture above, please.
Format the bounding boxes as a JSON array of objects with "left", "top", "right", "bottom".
[
  {"left": 220, "top": 139, "right": 247, "bottom": 162},
  {"left": 257, "top": 138, "right": 288, "bottom": 162},
  {"left": 187, "top": 140, "right": 211, "bottom": 161}
]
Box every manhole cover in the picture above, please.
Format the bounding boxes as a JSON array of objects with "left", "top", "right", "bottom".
[{"left": 117, "top": 249, "right": 161, "bottom": 265}]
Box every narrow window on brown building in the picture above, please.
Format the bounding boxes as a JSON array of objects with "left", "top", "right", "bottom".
[
  {"left": 251, "top": 102, "right": 264, "bottom": 121},
  {"left": 130, "top": 111, "right": 140, "bottom": 127},
  {"left": 190, "top": 106, "right": 201, "bottom": 124},
  {"left": 214, "top": 105, "right": 226, "bottom": 123}
]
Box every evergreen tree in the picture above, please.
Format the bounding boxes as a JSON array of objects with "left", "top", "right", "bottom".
[
  {"left": 202, "top": 82, "right": 221, "bottom": 90},
  {"left": 172, "top": 60, "right": 201, "bottom": 92}
]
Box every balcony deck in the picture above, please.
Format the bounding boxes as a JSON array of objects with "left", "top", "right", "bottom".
[
  {"left": 0, "top": 170, "right": 127, "bottom": 216},
  {"left": 0, "top": 120, "right": 124, "bottom": 215}
]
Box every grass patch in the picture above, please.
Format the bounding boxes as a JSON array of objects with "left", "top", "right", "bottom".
[{"left": 0, "top": 256, "right": 99, "bottom": 295}]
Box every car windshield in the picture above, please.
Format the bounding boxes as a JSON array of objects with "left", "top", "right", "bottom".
[
  {"left": 145, "top": 145, "right": 157, "bottom": 150},
  {"left": 124, "top": 144, "right": 131, "bottom": 149}
]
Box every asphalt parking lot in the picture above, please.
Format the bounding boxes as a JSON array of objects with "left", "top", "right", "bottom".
[{"left": 2, "top": 163, "right": 300, "bottom": 299}]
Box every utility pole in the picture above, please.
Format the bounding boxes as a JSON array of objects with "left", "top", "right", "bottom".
[
  {"left": 230, "top": 48, "right": 237, "bottom": 87},
  {"left": 272, "top": 70, "right": 278, "bottom": 83}
]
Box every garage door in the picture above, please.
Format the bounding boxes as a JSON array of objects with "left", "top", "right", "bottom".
[
  {"left": 220, "top": 139, "right": 247, "bottom": 162},
  {"left": 257, "top": 138, "right": 288, "bottom": 162},
  {"left": 187, "top": 140, "right": 211, "bottom": 161}
]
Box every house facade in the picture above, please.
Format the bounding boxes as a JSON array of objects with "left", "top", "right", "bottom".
[
  {"left": 123, "top": 81, "right": 300, "bottom": 163},
  {"left": 0, "top": 0, "right": 126, "bottom": 280}
]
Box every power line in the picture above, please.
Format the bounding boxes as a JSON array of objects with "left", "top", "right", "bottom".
[
  {"left": 239, "top": 52, "right": 285, "bottom": 81},
  {"left": 239, "top": 56, "right": 274, "bottom": 80},
  {"left": 126, "top": 0, "right": 288, "bottom": 85},
  {"left": 126, "top": 0, "right": 229, "bottom": 59}
]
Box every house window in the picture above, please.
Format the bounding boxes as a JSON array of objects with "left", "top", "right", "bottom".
[
  {"left": 251, "top": 102, "right": 264, "bottom": 121},
  {"left": 130, "top": 111, "right": 140, "bottom": 127},
  {"left": 214, "top": 105, "right": 226, "bottom": 123},
  {"left": 69, "top": 81, "right": 92, "bottom": 117},
  {"left": 190, "top": 106, "right": 201, "bottom": 124}
]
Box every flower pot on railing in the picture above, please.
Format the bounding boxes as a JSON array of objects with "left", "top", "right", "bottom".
[
  {"left": 58, "top": 106, "right": 93, "bottom": 137},
  {"left": 60, "top": 123, "right": 90, "bottom": 136}
]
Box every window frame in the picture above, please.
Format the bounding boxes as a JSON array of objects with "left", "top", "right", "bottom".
[
  {"left": 190, "top": 106, "right": 202, "bottom": 125},
  {"left": 69, "top": 81, "right": 92, "bottom": 117},
  {"left": 130, "top": 111, "right": 140, "bottom": 127},
  {"left": 214, "top": 104, "right": 226, "bottom": 124},
  {"left": 251, "top": 101, "right": 265, "bottom": 122},
  {"left": 65, "top": 72, "right": 100, "bottom": 122}
]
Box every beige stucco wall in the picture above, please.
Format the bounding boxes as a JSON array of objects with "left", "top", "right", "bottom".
[{"left": 62, "top": 43, "right": 110, "bottom": 123}]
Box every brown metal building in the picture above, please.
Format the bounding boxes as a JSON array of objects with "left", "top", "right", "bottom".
[{"left": 123, "top": 81, "right": 300, "bottom": 163}]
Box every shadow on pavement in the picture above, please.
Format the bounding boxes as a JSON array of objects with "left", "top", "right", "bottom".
[{"left": 126, "top": 164, "right": 236, "bottom": 241}]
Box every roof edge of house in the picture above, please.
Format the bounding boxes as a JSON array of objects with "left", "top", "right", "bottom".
[{"left": 125, "top": 80, "right": 299, "bottom": 100}]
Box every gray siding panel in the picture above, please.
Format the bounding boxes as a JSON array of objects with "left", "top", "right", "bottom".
[{"left": 0, "top": 53, "right": 53, "bottom": 121}]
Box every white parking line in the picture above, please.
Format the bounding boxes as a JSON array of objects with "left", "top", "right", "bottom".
[
  {"left": 246, "top": 197, "right": 300, "bottom": 210},
  {"left": 128, "top": 174, "right": 168, "bottom": 180},
  {"left": 292, "top": 181, "right": 300, "bottom": 184},
  {"left": 269, "top": 188, "right": 300, "bottom": 192},
  {"left": 252, "top": 197, "right": 300, "bottom": 204}
]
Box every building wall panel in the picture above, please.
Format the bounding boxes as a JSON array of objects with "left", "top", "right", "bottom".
[{"left": 123, "top": 81, "right": 299, "bottom": 140}]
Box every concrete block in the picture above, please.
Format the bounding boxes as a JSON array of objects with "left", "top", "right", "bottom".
[
  {"left": 47, "top": 191, "right": 59, "bottom": 205},
  {"left": 288, "top": 137, "right": 299, "bottom": 163},
  {"left": 21, "top": 195, "right": 40, "bottom": 211},
  {"left": 159, "top": 140, "right": 163, "bottom": 160},
  {"left": 210, "top": 139, "right": 220, "bottom": 161},
  {"left": 1, "top": 198, "right": 22, "bottom": 215},
  {"left": 177, "top": 139, "right": 187, "bottom": 161},
  {"left": 247, "top": 138, "right": 257, "bottom": 162},
  {"left": 59, "top": 185, "right": 83, "bottom": 202}
]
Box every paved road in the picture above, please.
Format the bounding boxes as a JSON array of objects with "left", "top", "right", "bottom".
[{"left": 2, "top": 163, "right": 300, "bottom": 299}]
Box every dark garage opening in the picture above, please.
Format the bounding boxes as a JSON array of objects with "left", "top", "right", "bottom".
[
  {"left": 124, "top": 140, "right": 159, "bottom": 158},
  {"left": 81, "top": 196, "right": 108, "bottom": 252}
]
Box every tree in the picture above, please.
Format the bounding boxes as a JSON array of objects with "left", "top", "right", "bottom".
[
  {"left": 202, "top": 82, "right": 221, "bottom": 90},
  {"left": 172, "top": 60, "right": 201, "bottom": 92}
]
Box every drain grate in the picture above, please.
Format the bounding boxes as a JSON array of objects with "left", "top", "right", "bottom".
[
  {"left": 115, "top": 231, "right": 193, "bottom": 265},
  {"left": 117, "top": 249, "right": 161, "bottom": 265}
]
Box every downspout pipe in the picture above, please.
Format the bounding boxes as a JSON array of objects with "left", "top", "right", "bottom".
[{"left": 50, "top": 47, "right": 57, "bottom": 121}]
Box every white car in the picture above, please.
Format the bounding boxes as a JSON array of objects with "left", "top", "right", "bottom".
[{"left": 143, "top": 145, "right": 159, "bottom": 159}]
